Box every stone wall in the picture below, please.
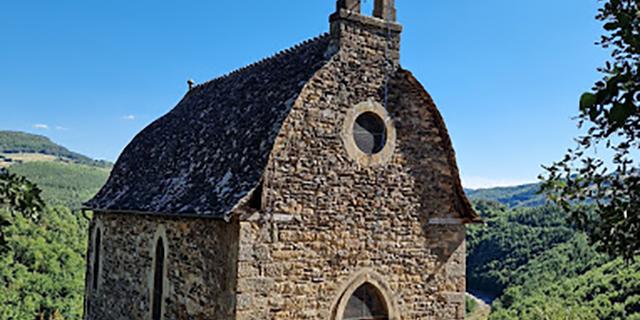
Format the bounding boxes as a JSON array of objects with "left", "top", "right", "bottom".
[
  {"left": 236, "top": 11, "right": 467, "bottom": 320},
  {"left": 84, "top": 212, "right": 239, "bottom": 320}
]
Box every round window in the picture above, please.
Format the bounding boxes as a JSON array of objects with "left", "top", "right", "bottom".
[{"left": 353, "top": 112, "right": 387, "bottom": 155}]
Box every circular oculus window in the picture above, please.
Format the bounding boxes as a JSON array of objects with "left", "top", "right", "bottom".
[
  {"left": 353, "top": 112, "right": 387, "bottom": 155},
  {"left": 342, "top": 100, "right": 396, "bottom": 166}
]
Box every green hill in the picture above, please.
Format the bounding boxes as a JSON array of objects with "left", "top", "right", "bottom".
[
  {"left": 8, "top": 161, "right": 109, "bottom": 209},
  {"left": 466, "top": 183, "right": 546, "bottom": 208},
  {"left": 0, "top": 131, "right": 111, "bottom": 208},
  {"left": 0, "top": 131, "right": 111, "bottom": 168}
]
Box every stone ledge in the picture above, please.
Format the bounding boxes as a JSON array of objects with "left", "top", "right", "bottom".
[{"left": 428, "top": 218, "right": 467, "bottom": 225}]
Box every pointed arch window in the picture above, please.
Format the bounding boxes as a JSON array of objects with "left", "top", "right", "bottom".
[
  {"left": 343, "top": 283, "right": 389, "bottom": 320},
  {"left": 92, "top": 226, "right": 102, "bottom": 291},
  {"left": 151, "top": 237, "right": 165, "bottom": 320}
]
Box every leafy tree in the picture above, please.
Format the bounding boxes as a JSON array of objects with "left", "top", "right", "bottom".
[
  {"left": 0, "top": 169, "right": 81, "bottom": 320},
  {"left": 0, "top": 168, "right": 45, "bottom": 248},
  {"left": 0, "top": 206, "right": 86, "bottom": 319},
  {"left": 0, "top": 168, "right": 45, "bottom": 217},
  {"left": 541, "top": 0, "right": 640, "bottom": 260}
]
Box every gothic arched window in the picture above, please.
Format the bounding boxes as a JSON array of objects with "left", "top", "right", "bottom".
[
  {"left": 151, "top": 237, "right": 165, "bottom": 320},
  {"left": 343, "top": 283, "right": 389, "bottom": 320}
]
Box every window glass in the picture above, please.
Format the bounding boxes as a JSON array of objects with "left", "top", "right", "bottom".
[
  {"left": 92, "top": 228, "right": 101, "bottom": 291},
  {"left": 353, "top": 112, "right": 386, "bottom": 155},
  {"left": 343, "top": 283, "right": 389, "bottom": 320},
  {"left": 152, "top": 238, "right": 165, "bottom": 320}
]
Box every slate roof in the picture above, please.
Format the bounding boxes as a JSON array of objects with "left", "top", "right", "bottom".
[{"left": 85, "top": 34, "right": 334, "bottom": 219}]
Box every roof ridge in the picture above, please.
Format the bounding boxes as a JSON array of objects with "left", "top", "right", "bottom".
[{"left": 192, "top": 33, "right": 330, "bottom": 91}]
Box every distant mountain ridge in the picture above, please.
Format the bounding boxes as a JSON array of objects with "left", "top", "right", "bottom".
[
  {"left": 465, "top": 183, "right": 547, "bottom": 208},
  {"left": 0, "top": 130, "right": 111, "bottom": 167}
]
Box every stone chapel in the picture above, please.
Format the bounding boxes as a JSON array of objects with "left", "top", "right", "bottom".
[{"left": 83, "top": 1, "right": 481, "bottom": 319}]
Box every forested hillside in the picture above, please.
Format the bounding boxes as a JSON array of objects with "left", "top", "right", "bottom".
[
  {"left": 466, "top": 183, "right": 546, "bottom": 208},
  {"left": 9, "top": 162, "right": 109, "bottom": 208},
  {"left": 467, "top": 200, "right": 639, "bottom": 319}
]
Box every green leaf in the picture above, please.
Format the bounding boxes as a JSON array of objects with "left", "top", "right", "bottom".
[
  {"left": 580, "top": 93, "right": 597, "bottom": 111},
  {"left": 608, "top": 103, "right": 633, "bottom": 125}
]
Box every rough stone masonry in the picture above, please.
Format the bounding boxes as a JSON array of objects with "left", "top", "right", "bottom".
[{"left": 83, "top": 1, "right": 481, "bottom": 319}]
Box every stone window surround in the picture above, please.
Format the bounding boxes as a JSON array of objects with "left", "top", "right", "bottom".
[
  {"left": 330, "top": 269, "right": 400, "bottom": 320},
  {"left": 341, "top": 100, "right": 396, "bottom": 167},
  {"left": 149, "top": 225, "right": 169, "bottom": 320}
]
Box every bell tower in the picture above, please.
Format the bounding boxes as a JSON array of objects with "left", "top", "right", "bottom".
[
  {"left": 335, "top": 0, "right": 397, "bottom": 21},
  {"left": 330, "top": 0, "right": 402, "bottom": 65}
]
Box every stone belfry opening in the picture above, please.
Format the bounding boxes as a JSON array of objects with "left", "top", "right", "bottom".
[{"left": 336, "top": 0, "right": 396, "bottom": 21}]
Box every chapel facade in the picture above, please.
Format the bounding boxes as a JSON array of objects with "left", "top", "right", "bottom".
[{"left": 83, "top": 1, "right": 481, "bottom": 319}]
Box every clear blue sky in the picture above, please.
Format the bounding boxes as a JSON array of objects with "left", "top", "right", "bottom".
[{"left": 0, "top": 0, "right": 607, "bottom": 189}]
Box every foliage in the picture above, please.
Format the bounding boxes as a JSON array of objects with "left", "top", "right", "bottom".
[
  {"left": 466, "top": 296, "right": 479, "bottom": 314},
  {"left": 0, "top": 168, "right": 45, "bottom": 218},
  {"left": 0, "top": 145, "right": 97, "bottom": 319},
  {"left": 541, "top": 0, "right": 640, "bottom": 260},
  {"left": 490, "top": 259, "right": 640, "bottom": 320},
  {"left": 0, "top": 206, "right": 87, "bottom": 320},
  {"left": 0, "top": 131, "right": 111, "bottom": 168},
  {"left": 0, "top": 168, "right": 45, "bottom": 251},
  {"left": 466, "top": 183, "right": 546, "bottom": 208},
  {"left": 8, "top": 162, "right": 109, "bottom": 209},
  {"left": 467, "top": 198, "right": 639, "bottom": 319},
  {"left": 507, "top": 234, "right": 608, "bottom": 294},
  {"left": 466, "top": 201, "right": 575, "bottom": 296}
]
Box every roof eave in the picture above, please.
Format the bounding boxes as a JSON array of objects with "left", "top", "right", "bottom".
[{"left": 83, "top": 206, "right": 231, "bottom": 221}]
